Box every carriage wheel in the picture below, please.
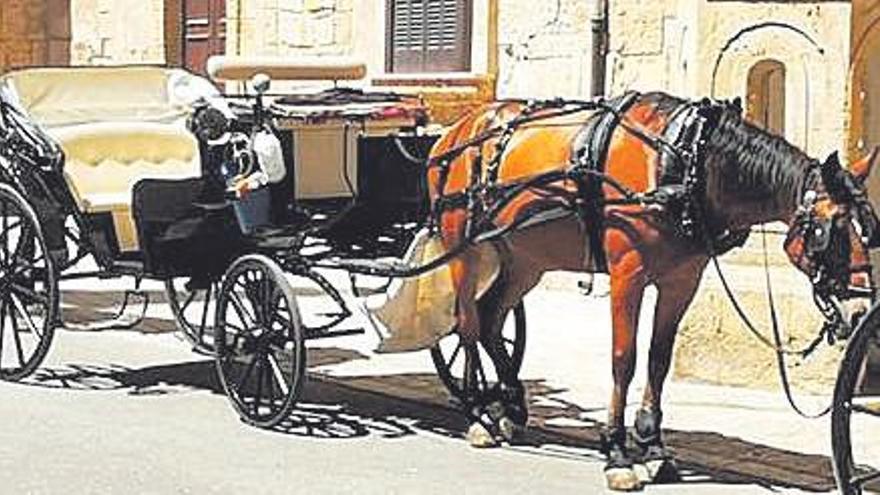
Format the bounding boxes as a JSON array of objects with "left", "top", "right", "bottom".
[
  {"left": 430, "top": 302, "right": 526, "bottom": 404},
  {"left": 165, "top": 276, "right": 220, "bottom": 353},
  {"left": 214, "top": 254, "right": 305, "bottom": 428},
  {"left": 0, "top": 183, "right": 58, "bottom": 381},
  {"left": 832, "top": 306, "right": 880, "bottom": 494}
]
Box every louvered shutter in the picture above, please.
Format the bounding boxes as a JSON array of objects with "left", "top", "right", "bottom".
[{"left": 387, "top": 0, "right": 472, "bottom": 73}]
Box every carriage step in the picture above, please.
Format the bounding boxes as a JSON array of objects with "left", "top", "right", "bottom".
[{"left": 304, "top": 327, "right": 365, "bottom": 340}]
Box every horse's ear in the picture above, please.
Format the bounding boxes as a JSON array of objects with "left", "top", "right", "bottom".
[
  {"left": 821, "top": 151, "right": 845, "bottom": 193},
  {"left": 730, "top": 97, "right": 743, "bottom": 114},
  {"left": 824, "top": 151, "right": 842, "bottom": 169},
  {"left": 851, "top": 146, "right": 880, "bottom": 184}
]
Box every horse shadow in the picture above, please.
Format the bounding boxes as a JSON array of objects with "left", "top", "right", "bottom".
[{"left": 21, "top": 345, "right": 847, "bottom": 492}]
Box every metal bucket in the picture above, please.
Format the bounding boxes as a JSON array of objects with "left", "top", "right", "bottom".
[{"left": 231, "top": 185, "right": 271, "bottom": 234}]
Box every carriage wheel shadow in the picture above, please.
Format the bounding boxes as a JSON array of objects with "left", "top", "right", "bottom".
[{"left": 25, "top": 347, "right": 837, "bottom": 492}]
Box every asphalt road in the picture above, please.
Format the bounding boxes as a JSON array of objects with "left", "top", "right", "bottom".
[{"left": 0, "top": 275, "right": 851, "bottom": 494}]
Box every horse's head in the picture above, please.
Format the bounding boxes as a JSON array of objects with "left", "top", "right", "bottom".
[{"left": 783, "top": 149, "right": 880, "bottom": 329}]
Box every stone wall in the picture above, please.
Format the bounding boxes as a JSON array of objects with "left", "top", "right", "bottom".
[
  {"left": 495, "top": 0, "right": 593, "bottom": 99},
  {"left": 0, "top": 0, "right": 70, "bottom": 74},
  {"left": 226, "top": 0, "right": 354, "bottom": 59},
  {"left": 673, "top": 231, "right": 844, "bottom": 394},
  {"left": 69, "top": 0, "right": 166, "bottom": 65},
  {"left": 608, "top": 0, "right": 850, "bottom": 157}
]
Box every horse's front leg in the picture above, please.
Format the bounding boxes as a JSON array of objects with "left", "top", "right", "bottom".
[
  {"left": 604, "top": 257, "right": 648, "bottom": 491},
  {"left": 634, "top": 258, "right": 706, "bottom": 483}
]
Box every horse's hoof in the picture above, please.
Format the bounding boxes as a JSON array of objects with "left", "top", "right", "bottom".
[
  {"left": 466, "top": 422, "right": 498, "bottom": 448},
  {"left": 497, "top": 416, "right": 525, "bottom": 443},
  {"left": 605, "top": 467, "right": 643, "bottom": 492},
  {"left": 643, "top": 458, "right": 680, "bottom": 483}
]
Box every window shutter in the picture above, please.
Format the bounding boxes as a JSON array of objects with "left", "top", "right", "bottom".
[{"left": 387, "top": 0, "right": 471, "bottom": 73}]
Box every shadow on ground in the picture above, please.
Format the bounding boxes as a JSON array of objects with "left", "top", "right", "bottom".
[{"left": 21, "top": 346, "right": 846, "bottom": 492}]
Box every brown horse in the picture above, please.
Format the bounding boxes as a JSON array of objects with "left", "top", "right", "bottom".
[{"left": 426, "top": 92, "right": 880, "bottom": 491}]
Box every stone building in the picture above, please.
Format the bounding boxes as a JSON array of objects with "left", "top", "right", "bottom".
[
  {"left": 3, "top": 0, "right": 880, "bottom": 389},
  {"left": 0, "top": 1, "right": 594, "bottom": 123},
  {"left": 1, "top": 1, "right": 879, "bottom": 154}
]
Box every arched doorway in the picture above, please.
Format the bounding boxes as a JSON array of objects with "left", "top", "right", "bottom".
[{"left": 746, "top": 59, "right": 786, "bottom": 136}]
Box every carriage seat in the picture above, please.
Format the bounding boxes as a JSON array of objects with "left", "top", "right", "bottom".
[
  {"left": 0, "top": 66, "right": 210, "bottom": 251},
  {"left": 50, "top": 123, "right": 200, "bottom": 251}
]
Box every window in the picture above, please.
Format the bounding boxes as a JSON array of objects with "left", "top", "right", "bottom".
[
  {"left": 746, "top": 59, "right": 786, "bottom": 136},
  {"left": 386, "top": 0, "right": 473, "bottom": 73}
]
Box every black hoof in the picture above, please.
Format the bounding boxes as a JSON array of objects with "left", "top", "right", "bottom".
[
  {"left": 633, "top": 408, "right": 679, "bottom": 484},
  {"left": 497, "top": 416, "right": 526, "bottom": 443},
  {"left": 634, "top": 456, "right": 680, "bottom": 484}
]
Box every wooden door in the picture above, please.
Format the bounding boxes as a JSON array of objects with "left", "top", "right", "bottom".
[{"left": 183, "top": 0, "right": 225, "bottom": 76}]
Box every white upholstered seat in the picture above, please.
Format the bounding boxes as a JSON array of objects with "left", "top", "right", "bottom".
[{"left": 0, "top": 67, "right": 209, "bottom": 251}]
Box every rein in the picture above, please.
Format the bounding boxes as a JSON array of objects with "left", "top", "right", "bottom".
[{"left": 710, "top": 230, "right": 833, "bottom": 418}]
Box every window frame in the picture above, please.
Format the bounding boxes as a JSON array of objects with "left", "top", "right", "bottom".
[{"left": 384, "top": 0, "right": 474, "bottom": 74}]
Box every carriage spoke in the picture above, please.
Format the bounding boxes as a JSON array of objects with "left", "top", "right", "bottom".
[
  {"left": 9, "top": 298, "right": 25, "bottom": 367},
  {"left": 9, "top": 293, "right": 42, "bottom": 339},
  {"left": 223, "top": 321, "right": 246, "bottom": 334},
  {"left": 252, "top": 353, "right": 266, "bottom": 412},
  {"left": 0, "top": 220, "right": 23, "bottom": 265},
  {"left": 229, "top": 291, "right": 256, "bottom": 329},
  {"left": 261, "top": 277, "right": 272, "bottom": 325},
  {"left": 0, "top": 297, "right": 6, "bottom": 368},
  {"left": 10, "top": 283, "right": 48, "bottom": 306},
  {"left": 2, "top": 200, "right": 9, "bottom": 266},
  {"left": 267, "top": 352, "right": 289, "bottom": 396},
  {"left": 235, "top": 354, "right": 259, "bottom": 392},
  {"left": 243, "top": 282, "right": 265, "bottom": 325},
  {"left": 7, "top": 225, "right": 31, "bottom": 272}
]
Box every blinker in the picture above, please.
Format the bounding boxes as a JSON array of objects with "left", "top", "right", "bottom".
[{"left": 806, "top": 216, "right": 833, "bottom": 254}]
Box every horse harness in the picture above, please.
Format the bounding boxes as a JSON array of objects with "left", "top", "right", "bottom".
[{"left": 427, "top": 92, "right": 749, "bottom": 273}]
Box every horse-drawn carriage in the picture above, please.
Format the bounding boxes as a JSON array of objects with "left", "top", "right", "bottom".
[{"left": 3, "top": 58, "right": 880, "bottom": 493}]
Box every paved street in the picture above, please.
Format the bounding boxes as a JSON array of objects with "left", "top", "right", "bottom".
[{"left": 0, "top": 271, "right": 863, "bottom": 494}]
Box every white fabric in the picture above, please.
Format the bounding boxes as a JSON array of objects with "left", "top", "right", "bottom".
[
  {"left": 370, "top": 230, "right": 500, "bottom": 353},
  {"left": 252, "top": 129, "right": 286, "bottom": 184}
]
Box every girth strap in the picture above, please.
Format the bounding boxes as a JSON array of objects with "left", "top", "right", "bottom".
[{"left": 570, "top": 90, "right": 641, "bottom": 273}]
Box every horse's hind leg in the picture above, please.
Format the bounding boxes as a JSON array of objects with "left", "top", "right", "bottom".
[
  {"left": 633, "top": 259, "right": 705, "bottom": 483},
  {"left": 467, "top": 248, "right": 542, "bottom": 445}
]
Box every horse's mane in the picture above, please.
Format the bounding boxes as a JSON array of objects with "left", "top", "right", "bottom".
[
  {"left": 709, "top": 105, "right": 817, "bottom": 212},
  {"left": 646, "top": 91, "right": 817, "bottom": 220}
]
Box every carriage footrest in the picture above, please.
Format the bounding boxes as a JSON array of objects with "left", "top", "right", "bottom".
[
  {"left": 304, "top": 327, "right": 365, "bottom": 340},
  {"left": 65, "top": 289, "right": 149, "bottom": 332}
]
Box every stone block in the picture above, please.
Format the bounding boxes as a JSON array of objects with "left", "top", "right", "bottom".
[
  {"left": 303, "top": 0, "right": 333, "bottom": 13},
  {"left": 304, "top": 11, "right": 334, "bottom": 46},
  {"left": 334, "top": 11, "right": 352, "bottom": 47}
]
